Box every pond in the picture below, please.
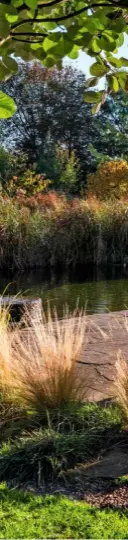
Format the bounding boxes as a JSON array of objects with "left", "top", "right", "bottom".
[{"left": 0, "top": 265, "right": 128, "bottom": 317}]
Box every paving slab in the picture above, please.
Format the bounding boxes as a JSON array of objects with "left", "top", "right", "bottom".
[{"left": 78, "top": 310, "right": 128, "bottom": 401}]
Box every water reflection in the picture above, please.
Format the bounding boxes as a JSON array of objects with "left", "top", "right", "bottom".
[{"left": 0, "top": 266, "right": 128, "bottom": 317}]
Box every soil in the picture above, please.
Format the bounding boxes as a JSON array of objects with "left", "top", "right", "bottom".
[
  {"left": 13, "top": 449, "right": 128, "bottom": 510},
  {"left": 16, "top": 477, "right": 128, "bottom": 509}
]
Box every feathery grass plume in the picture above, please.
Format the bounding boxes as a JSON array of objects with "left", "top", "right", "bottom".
[
  {"left": 10, "top": 306, "right": 88, "bottom": 411},
  {"left": 0, "top": 305, "right": 31, "bottom": 441},
  {"left": 0, "top": 291, "right": 25, "bottom": 393},
  {"left": 114, "top": 351, "right": 128, "bottom": 419},
  {"left": 0, "top": 301, "right": 20, "bottom": 440},
  {"left": 0, "top": 301, "right": 12, "bottom": 393}
]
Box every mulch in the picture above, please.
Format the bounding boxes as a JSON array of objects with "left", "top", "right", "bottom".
[
  {"left": 17, "top": 477, "right": 128, "bottom": 510},
  {"left": 83, "top": 484, "right": 128, "bottom": 509}
]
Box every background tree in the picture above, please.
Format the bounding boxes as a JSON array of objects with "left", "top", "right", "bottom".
[
  {"left": 0, "top": 63, "right": 99, "bottom": 182},
  {"left": 1, "top": 63, "right": 128, "bottom": 190}
]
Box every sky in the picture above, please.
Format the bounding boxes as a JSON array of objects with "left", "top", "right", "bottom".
[{"left": 64, "top": 34, "right": 128, "bottom": 78}]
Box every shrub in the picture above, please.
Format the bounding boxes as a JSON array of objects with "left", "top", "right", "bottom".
[
  {"left": 38, "top": 145, "right": 81, "bottom": 195},
  {"left": 0, "top": 306, "right": 88, "bottom": 411},
  {"left": 7, "top": 169, "right": 51, "bottom": 197},
  {"left": 0, "top": 149, "right": 27, "bottom": 189},
  {"left": 87, "top": 160, "right": 128, "bottom": 200},
  {"left": 15, "top": 190, "right": 66, "bottom": 211},
  {"left": 56, "top": 147, "right": 81, "bottom": 195},
  {"left": 0, "top": 402, "right": 124, "bottom": 483}
]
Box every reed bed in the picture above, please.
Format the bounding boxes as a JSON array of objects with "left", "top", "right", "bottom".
[{"left": 0, "top": 195, "right": 127, "bottom": 270}]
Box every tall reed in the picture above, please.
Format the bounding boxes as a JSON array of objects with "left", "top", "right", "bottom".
[{"left": 0, "top": 195, "right": 127, "bottom": 270}]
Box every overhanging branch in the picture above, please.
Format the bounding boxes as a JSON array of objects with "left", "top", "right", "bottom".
[
  {"left": 11, "top": 37, "right": 45, "bottom": 42},
  {"left": 11, "top": 3, "right": 115, "bottom": 31},
  {"left": 11, "top": 32, "right": 47, "bottom": 36}
]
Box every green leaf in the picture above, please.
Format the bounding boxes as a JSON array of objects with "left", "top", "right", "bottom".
[
  {"left": 31, "top": 42, "right": 43, "bottom": 50},
  {"left": 124, "top": 76, "right": 128, "bottom": 91},
  {"left": 0, "top": 5, "right": 4, "bottom": 14},
  {"left": 0, "top": 92, "right": 16, "bottom": 118},
  {"left": 0, "top": 62, "right": 10, "bottom": 82},
  {"left": 12, "top": 0, "right": 23, "bottom": 6},
  {"left": 0, "top": 16, "right": 9, "bottom": 38},
  {"left": 107, "top": 75, "right": 119, "bottom": 92},
  {"left": 18, "top": 9, "right": 30, "bottom": 19},
  {"left": 100, "top": 36, "right": 116, "bottom": 52},
  {"left": 116, "top": 71, "right": 127, "bottom": 90},
  {"left": 104, "top": 30, "right": 118, "bottom": 40},
  {"left": 14, "top": 22, "right": 33, "bottom": 35},
  {"left": 85, "top": 77, "right": 98, "bottom": 88},
  {"left": 25, "top": 0, "right": 37, "bottom": 8},
  {"left": 93, "top": 9, "right": 108, "bottom": 26},
  {"left": 120, "top": 57, "right": 128, "bottom": 67},
  {"left": 91, "top": 37, "right": 101, "bottom": 53},
  {"left": 84, "top": 91, "right": 101, "bottom": 103},
  {"left": 2, "top": 57, "right": 18, "bottom": 74},
  {"left": 66, "top": 24, "right": 79, "bottom": 40},
  {"left": 43, "top": 37, "right": 56, "bottom": 52},
  {"left": 43, "top": 55, "right": 56, "bottom": 67},
  {"left": 75, "top": 32, "right": 91, "bottom": 48},
  {"left": 87, "top": 48, "right": 97, "bottom": 58},
  {"left": 86, "top": 17, "right": 100, "bottom": 34},
  {"left": 5, "top": 6, "right": 18, "bottom": 23},
  {"left": 92, "top": 102, "right": 102, "bottom": 114},
  {"left": 32, "top": 47, "right": 46, "bottom": 60},
  {"left": 40, "top": 22, "right": 56, "bottom": 31},
  {"left": 51, "top": 38, "right": 72, "bottom": 58},
  {"left": 15, "top": 43, "right": 33, "bottom": 61},
  {"left": 110, "top": 17, "right": 126, "bottom": 33},
  {"left": 90, "top": 62, "right": 108, "bottom": 77},
  {"left": 0, "top": 56, "right": 18, "bottom": 82},
  {"left": 68, "top": 45, "right": 79, "bottom": 59},
  {"left": 105, "top": 55, "right": 122, "bottom": 68},
  {"left": 116, "top": 34, "right": 124, "bottom": 47}
]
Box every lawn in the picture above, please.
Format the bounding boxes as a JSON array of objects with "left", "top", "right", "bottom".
[{"left": 0, "top": 484, "right": 127, "bottom": 539}]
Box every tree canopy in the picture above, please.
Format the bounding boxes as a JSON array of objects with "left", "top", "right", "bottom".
[{"left": 1, "top": 0, "right": 128, "bottom": 116}]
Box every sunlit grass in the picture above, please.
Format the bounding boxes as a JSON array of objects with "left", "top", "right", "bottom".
[{"left": 0, "top": 485, "right": 127, "bottom": 539}]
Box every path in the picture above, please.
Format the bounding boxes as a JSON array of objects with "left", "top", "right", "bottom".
[{"left": 78, "top": 310, "right": 128, "bottom": 402}]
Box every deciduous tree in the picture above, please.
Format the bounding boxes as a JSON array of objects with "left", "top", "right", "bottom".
[{"left": 1, "top": 1, "right": 128, "bottom": 116}]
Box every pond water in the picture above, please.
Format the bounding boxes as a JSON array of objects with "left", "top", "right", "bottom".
[{"left": 0, "top": 266, "right": 128, "bottom": 317}]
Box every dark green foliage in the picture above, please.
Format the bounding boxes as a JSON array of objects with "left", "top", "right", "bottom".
[
  {"left": 0, "top": 402, "right": 124, "bottom": 483},
  {"left": 2, "top": 65, "right": 128, "bottom": 192},
  {"left": 0, "top": 148, "right": 27, "bottom": 188}
]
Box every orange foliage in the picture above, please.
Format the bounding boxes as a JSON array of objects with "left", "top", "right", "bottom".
[
  {"left": 87, "top": 160, "right": 128, "bottom": 200},
  {"left": 15, "top": 190, "right": 66, "bottom": 211}
]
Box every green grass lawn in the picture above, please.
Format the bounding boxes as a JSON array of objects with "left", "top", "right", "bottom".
[{"left": 0, "top": 484, "right": 127, "bottom": 539}]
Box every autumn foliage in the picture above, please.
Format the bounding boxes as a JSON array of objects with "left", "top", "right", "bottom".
[{"left": 87, "top": 160, "right": 128, "bottom": 200}]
